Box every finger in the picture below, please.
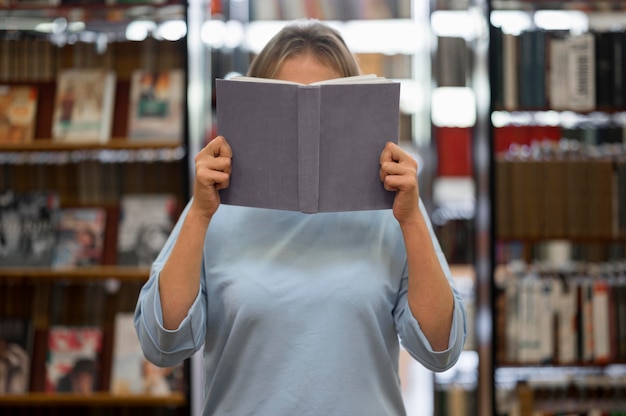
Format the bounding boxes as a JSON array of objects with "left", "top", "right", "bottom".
[
  {"left": 379, "top": 141, "right": 405, "bottom": 163},
  {"left": 379, "top": 141, "right": 395, "bottom": 163},
  {"left": 196, "top": 165, "right": 230, "bottom": 190},
  {"left": 197, "top": 136, "right": 233, "bottom": 173},
  {"left": 212, "top": 171, "right": 230, "bottom": 190},
  {"left": 205, "top": 136, "right": 233, "bottom": 158}
]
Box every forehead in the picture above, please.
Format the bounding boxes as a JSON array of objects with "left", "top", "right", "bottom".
[{"left": 275, "top": 53, "right": 341, "bottom": 84}]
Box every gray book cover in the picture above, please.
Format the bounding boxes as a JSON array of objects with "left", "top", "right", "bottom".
[{"left": 215, "top": 76, "right": 401, "bottom": 213}]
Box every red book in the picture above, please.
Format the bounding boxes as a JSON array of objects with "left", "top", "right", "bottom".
[{"left": 435, "top": 126, "right": 473, "bottom": 177}]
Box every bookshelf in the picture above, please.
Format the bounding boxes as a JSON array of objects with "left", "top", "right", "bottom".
[
  {"left": 0, "top": 1, "right": 190, "bottom": 415},
  {"left": 489, "top": 0, "right": 626, "bottom": 415}
]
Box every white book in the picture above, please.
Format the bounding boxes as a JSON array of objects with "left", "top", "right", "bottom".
[
  {"left": 536, "top": 278, "right": 555, "bottom": 363},
  {"left": 567, "top": 33, "right": 596, "bottom": 112},
  {"left": 549, "top": 36, "right": 570, "bottom": 110},
  {"left": 556, "top": 279, "right": 578, "bottom": 364},
  {"left": 592, "top": 279, "right": 611, "bottom": 363}
]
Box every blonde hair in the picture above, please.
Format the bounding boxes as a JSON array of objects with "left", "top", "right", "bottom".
[{"left": 247, "top": 20, "right": 360, "bottom": 79}]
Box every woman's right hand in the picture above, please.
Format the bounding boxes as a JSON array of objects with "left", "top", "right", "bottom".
[{"left": 191, "top": 136, "right": 232, "bottom": 218}]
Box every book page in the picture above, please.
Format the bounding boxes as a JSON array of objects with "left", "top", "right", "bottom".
[{"left": 227, "top": 73, "right": 386, "bottom": 86}]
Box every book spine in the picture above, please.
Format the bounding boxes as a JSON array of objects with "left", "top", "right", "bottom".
[
  {"left": 592, "top": 278, "right": 611, "bottom": 363},
  {"left": 567, "top": 33, "right": 596, "bottom": 112},
  {"left": 549, "top": 35, "right": 569, "bottom": 110},
  {"left": 297, "top": 86, "right": 321, "bottom": 214},
  {"left": 503, "top": 33, "right": 519, "bottom": 111},
  {"left": 595, "top": 31, "right": 614, "bottom": 109}
]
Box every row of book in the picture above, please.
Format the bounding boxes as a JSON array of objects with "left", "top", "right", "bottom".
[
  {"left": 0, "top": 190, "right": 179, "bottom": 268},
  {"left": 240, "top": 0, "right": 411, "bottom": 21},
  {"left": 493, "top": 123, "right": 626, "bottom": 156},
  {"left": 0, "top": 0, "right": 174, "bottom": 8},
  {"left": 495, "top": 261, "right": 626, "bottom": 366},
  {"left": 433, "top": 385, "right": 477, "bottom": 416},
  {"left": 496, "top": 239, "right": 626, "bottom": 267},
  {"left": 495, "top": 153, "right": 626, "bottom": 240},
  {"left": 496, "top": 378, "right": 626, "bottom": 416},
  {"left": 0, "top": 37, "right": 184, "bottom": 83},
  {"left": 491, "top": 28, "right": 626, "bottom": 112},
  {"left": 0, "top": 288, "right": 185, "bottom": 396},
  {"left": 1, "top": 152, "right": 185, "bottom": 207},
  {"left": 0, "top": 67, "right": 184, "bottom": 144}
]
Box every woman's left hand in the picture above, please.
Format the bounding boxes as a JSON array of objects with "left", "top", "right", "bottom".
[{"left": 379, "top": 142, "right": 420, "bottom": 224}]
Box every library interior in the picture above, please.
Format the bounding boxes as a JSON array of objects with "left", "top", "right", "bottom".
[{"left": 1, "top": 0, "right": 626, "bottom": 415}]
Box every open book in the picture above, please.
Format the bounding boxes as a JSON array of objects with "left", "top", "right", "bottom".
[{"left": 215, "top": 74, "right": 401, "bottom": 213}]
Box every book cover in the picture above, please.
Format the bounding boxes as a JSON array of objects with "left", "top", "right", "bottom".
[
  {"left": 0, "top": 85, "right": 38, "bottom": 143},
  {"left": 215, "top": 74, "right": 400, "bottom": 213},
  {"left": 0, "top": 190, "right": 60, "bottom": 267},
  {"left": 45, "top": 325, "right": 103, "bottom": 393},
  {"left": 51, "top": 207, "right": 107, "bottom": 268},
  {"left": 127, "top": 69, "right": 184, "bottom": 142},
  {"left": 52, "top": 68, "right": 116, "bottom": 143},
  {"left": 0, "top": 317, "right": 33, "bottom": 394},
  {"left": 110, "top": 312, "right": 185, "bottom": 395},
  {"left": 117, "top": 194, "right": 178, "bottom": 266}
]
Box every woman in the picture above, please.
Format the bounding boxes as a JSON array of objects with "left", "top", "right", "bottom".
[{"left": 135, "top": 20, "right": 466, "bottom": 415}]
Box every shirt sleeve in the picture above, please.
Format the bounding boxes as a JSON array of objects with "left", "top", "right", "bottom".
[
  {"left": 392, "top": 200, "right": 467, "bottom": 372},
  {"left": 134, "top": 200, "right": 207, "bottom": 367}
]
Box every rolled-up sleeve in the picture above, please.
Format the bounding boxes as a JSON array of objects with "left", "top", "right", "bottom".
[
  {"left": 395, "top": 286, "right": 466, "bottom": 372},
  {"left": 133, "top": 201, "right": 207, "bottom": 367},
  {"left": 393, "top": 201, "right": 467, "bottom": 372}
]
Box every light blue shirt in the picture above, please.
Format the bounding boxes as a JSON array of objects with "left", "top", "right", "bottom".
[{"left": 134, "top": 201, "right": 466, "bottom": 416}]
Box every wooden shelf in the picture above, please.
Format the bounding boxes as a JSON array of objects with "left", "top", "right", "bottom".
[
  {"left": 0, "top": 140, "right": 184, "bottom": 152},
  {"left": 0, "top": 392, "right": 186, "bottom": 407},
  {"left": 0, "top": 266, "right": 151, "bottom": 281}
]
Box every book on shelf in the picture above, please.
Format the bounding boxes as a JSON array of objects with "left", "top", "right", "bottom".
[
  {"left": 495, "top": 263, "right": 626, "bottom": 365},
  {"left": 0, "top": 317, "right": 33, "bottom": 394},
  {"left": 548, "top": 34, "right": 570, "bottom": 110},
  {"left": 502, "top": 32, "right": 519, "bottom": 111},
  {"left": 519, "top": 30, "right": 546, "bottom": 109},
  {"left": 127, "top": 69, "right": 184, "bottom": 142},
  {"left": 58, "top": 0, "right": 106, "bottom": 5},
  {"left": 110, "top": 312, "right": 185, "bottom": 396},
  {"left": 492, "top": 29, "right": 626, "bottom": 112},
  {"left": 9, "top": 0, "right": 61, "bottom": 6},
  {"left": 51, "top": 207, "right": 107, "bottom": 268},
  {"left": 0, "top": 190, "right": 60, "bottom": 267},
  {"left": 51, "top": 68, "right": 116, "bottom": 144},
  {"left": 434, "top": 36, "right": 468, "bottom": 87},
  {"left": 595, "top": 30, "right": 615, "bottom": 109},
  {"left": 567, "top": 33, "right": 596, "bottom": 112},
  {"left": 215, "top": 74, "right": 400, "bottom": 213},
  {"left": 435, "top": 127, "right": 472, "bottom": 177},
  {"left": 494, "top": 150, "right": 623, "bottom": 239},
  {"left": 45, "top": 325, "right": 103, "bottom": 394},
  {"left": 618, "top": 159, "right": 626, "bottom": 237},
  {"left": 117, "top": 194, "right": 178, "bottom": 267},
  {"left": 0, "top": 85, "right": 38, "bottom": 143}
]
